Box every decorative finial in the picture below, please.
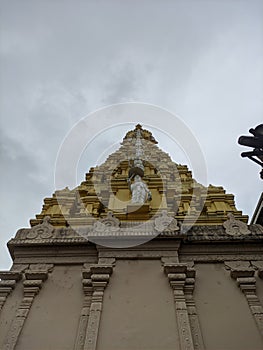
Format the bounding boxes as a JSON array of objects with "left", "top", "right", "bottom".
[{"left": 123, "top": 124, "right": 158, "bottom": 144}]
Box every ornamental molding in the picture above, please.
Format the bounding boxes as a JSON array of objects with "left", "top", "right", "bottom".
[
  {"left": 83, "top": 263, "right": 113, "bottom": 350},
  {"left": 10, "top": 264, "right": 29, "bottom": 272},
  {"left": 180, "top": 254, "right": 263, "bottom": 263},
  {"left": 10, "top": 218, "right": 263, "bottom": 246},
  {"left": 92, "top": 212, "right": 120, "bottom": 233},
  {"left": 28, "top": 264, "right": 54, "bottom": 273},
  {"left": 74, "top": 265, "right": 93, "bottom": 350},
  {"left": 0, "top": 271, "right": 22, "bottom": 313},
  {"left": 250, "top": 261, "right": 263, "bottom": 279},
  {"left": 224, "top": 260, "right": 251, "bottom": 271},
  {"left": 223, "top": 213, "right": 251, "bottom": 236},
  {"left": 251, "top": 261, "right": 263, "bottom": 270},
  {"left": 26, "top": 216, "right": 54, "bottom": 239},
  {"left": 184, "top": 224, "right": 262, "bottom": 242},
  {"left": 154, "top": 210, "right": 179, "bottom": 233},
  {"left": 163, "top": 263, "right": 197, "bottom": 350}
]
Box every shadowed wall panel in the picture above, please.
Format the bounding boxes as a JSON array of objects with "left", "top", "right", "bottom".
[
  {"left": 256, "top": 277, "right": 263, "bottom": 307},
  {"left": 195, "top": 263, "right": 263, "bottom": 350},
  {"left": 15, "top": 265, "right": 83, "bottom": 350},
  {"left": 97, "top": 259, "right": 180, "bottom": 350}
]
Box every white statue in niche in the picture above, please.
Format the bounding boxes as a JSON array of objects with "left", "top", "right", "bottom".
[{"left": 129, "top": 175, "right": 152, "bottom": 204}]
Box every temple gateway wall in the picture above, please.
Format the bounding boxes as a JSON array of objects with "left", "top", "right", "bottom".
[
  {"left": 1, "top": 235, "right": 263, "bottom": 350},
  {"left": 1, "top": 125, "right": 263, "bottom": 350}
]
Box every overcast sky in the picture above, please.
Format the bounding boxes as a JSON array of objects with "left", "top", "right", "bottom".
[{"left": 0, "top": 0, "right": 262, "bottom": 269}]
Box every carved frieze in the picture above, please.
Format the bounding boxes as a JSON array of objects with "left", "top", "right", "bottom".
[{"left": 9, "top": 216, "right": 263, "bottom": 246}]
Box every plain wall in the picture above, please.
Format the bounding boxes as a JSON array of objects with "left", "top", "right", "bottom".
[
  {"left": 97, "top": 259, "right": 180, "bottom": 350},
  {"left": 194, "top": 263, "right": 263, "bottom": 350},
  {"left": 15, "top": 265, "right": 83, "bottom": 350}
]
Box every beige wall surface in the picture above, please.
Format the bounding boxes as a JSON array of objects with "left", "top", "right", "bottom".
[
  {"left": 97, "top": 259, "right": 180, "bottom": 350},
  {"left": 194, "top": 263, "right": 263, "bottom": 350},
  {"left": 1, "top": 258, "right": 263, "bottom": 350},
  {"left": 15, "top": 265, "right": 83, "bottom": 350}
]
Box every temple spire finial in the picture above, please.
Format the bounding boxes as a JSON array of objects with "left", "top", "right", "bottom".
[{"left": 123, "top": 124, "right": 158, "bottom": 144}]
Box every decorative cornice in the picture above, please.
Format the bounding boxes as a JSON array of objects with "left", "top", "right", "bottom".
[
  {"left": 9, "top": 221, "right": 263, "bottom": 248},
  {"left": 0, "top": 271, "right": 22, "bottom": 312},
  {"left": 164, "top": 263, "right": 195, "bottom": 277},
  {"left": 0, "top": 271, "right": 22, "bottom": 281}
]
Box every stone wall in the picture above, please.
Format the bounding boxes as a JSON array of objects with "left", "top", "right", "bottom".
[{"left": 1, "top": 237, "right": 263, "bottom": 350}]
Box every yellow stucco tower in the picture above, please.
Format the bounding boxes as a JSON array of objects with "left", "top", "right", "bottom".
[{"left": 32, "top": 124, "right": 247, "bottom": 227}]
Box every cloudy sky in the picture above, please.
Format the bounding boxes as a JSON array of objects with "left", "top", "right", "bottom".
[{"left": 0, "top": 0, "right": 262, "bottom": 269}]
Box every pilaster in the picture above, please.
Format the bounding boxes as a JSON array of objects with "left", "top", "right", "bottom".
[
  {"left": 3, "top": 265, "right": 53, "bottom": 350},
  {"left": 74, "top": 267, "right": 93, "bottom": 350},
  {"left": 0, "top": 271, "right": 22, "bottom": 312},
  {"left": 83, "top": 264, "right": 113, "bottom": 350},
  {"left": 184, "top": 272, "right": 205, "bottom": 350},
  {"left": 164, "top": 263, "right": 196, "bottom": 350},
  {"left": 226, "top": 263, "right": 263, "bottom": 338}
]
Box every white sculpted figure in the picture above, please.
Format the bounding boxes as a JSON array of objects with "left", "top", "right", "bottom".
[{"left": 129, "top": 175, "right": 152, "bottom": 204}]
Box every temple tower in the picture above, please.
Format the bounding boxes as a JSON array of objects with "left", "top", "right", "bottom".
[{"left": 0, "top": 125, "right": 263, "bottom": 350}]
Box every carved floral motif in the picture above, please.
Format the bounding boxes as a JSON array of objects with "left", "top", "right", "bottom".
[
  {"left": 26, "top": 216, "right": 54, "bottom": 239},
  {"left": 154, "top": 210, "right": 179, "bottom": 232},
  {"left": 223, "top": 214, "right": 251, "bottom": 236},
  {"left": 93, "top": 212, "right": 120, "bottom": 233}
]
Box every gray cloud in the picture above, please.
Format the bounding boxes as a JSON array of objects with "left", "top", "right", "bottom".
[{"left": 0, "top": 129, "right": 52, "bottom": 268}]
